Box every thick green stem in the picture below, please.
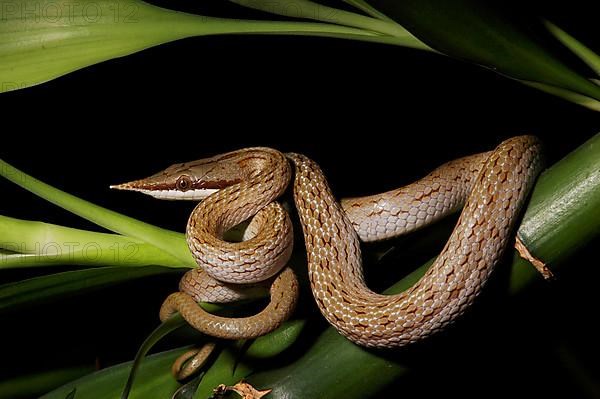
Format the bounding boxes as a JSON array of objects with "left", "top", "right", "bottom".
[
  {"left": 510, "top": 132, "right": 600, "bottom": 292},
  {"left": 0, "top": 216, "right": 181, "bottom": 269}
]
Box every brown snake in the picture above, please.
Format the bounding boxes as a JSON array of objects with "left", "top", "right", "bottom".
[{"left": 113, "top": 136, "right": 543, "bottom": 361}]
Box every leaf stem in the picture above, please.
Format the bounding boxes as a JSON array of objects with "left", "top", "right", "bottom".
[
  {"left": 0, "top": 215, "right": 182, "bottom": 269},
  {"left": 342, "top": 0, "right": 396, "bottom": 23},
  {"left": 224, "top": 1, "right": 433, "bottom": 51},
  {"left": 0, "top": 159, "right": 193, "bottom": 266}
]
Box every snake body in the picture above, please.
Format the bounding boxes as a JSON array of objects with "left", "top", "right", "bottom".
[
  {"left": 290, "top": 135, "right": 542, "bottom": 346},
  {"left": 157, "top": 148, "right": 300, "bottom": 339},
  {"left": 114, "top": 136, "right": 543, "bottom": 349}
]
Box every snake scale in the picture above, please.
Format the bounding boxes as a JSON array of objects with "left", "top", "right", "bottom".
[{"left": 113, "top": 136, "right": 543, "bottom": 352}]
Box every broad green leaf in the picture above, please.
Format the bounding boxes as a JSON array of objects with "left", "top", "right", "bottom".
[
  {"left": 123, "top": 319, "right": 305, "bottom": 398},
  {"left": 0, "top": 366, "right": 94, "bottom": 399},
  {"left": 40, "top": 349, "right": 185, "bottom": 399},
  {"left": 0, "top": 0, "right": 389, "bottom": 92},
  {"left": 0, "top": 266, "right": 179, "bottom": 313},
  {"left": 367, "top": 0, "right": 600, "bottom": 104},
  {"left": 36, "top": 319, "right": 305, "bottom": 399}
]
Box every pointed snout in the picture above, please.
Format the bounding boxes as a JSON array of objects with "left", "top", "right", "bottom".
[
  {"left": 109, "top": 170, "right": 170, "bottom": 192},
  {"left": 109, "top": 179, "right": 151, "bottom": 191}
]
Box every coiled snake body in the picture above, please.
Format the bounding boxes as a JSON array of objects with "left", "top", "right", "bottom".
[{"left": 113, "top": 136, "right": 543, "bottom": 352}]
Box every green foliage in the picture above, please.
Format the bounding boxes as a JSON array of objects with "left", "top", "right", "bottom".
[{"left": 1, "top": 0, "right": 599, "bottom": 110}]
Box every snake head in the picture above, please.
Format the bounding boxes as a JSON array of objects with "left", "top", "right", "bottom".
[{"left": 110, "top": 151, "right": 250, "bottom": 200}]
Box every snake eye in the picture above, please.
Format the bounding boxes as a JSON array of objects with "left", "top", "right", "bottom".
[{"left": 176, "top": 175, "right": 193, "bottom": 192}]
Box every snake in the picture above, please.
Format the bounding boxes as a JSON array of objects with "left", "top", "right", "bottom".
[{"left": 112, "top": 136, "right": 543, "bottom": 366}]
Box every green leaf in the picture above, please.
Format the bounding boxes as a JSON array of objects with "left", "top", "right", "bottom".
[
  {"left": 122, "top": 315, "right": 187, "bottom": 399},
  {"left": 0, "top": 266, "right": 179, "bottom": 313},
  {"left": 0, "top": 366, "right": 93, "bottom": 399},
  {"left": 120, "top": 302, "right": 227, "bottom": 399},
  {"left": 163, "top": 318, "right": 305, "bottom": 397},
  {"left": 172, "top": 374, "right": 203, "bottom": 399},
  {"left": 545, "top": 21, "right": 600, "bottom": 77},
  {"left": 342, "top": 0, "right": 396, "bottom": 22},
  {"left": 0, "top": 216, "right": 182, "bottom": 269},
  {"left": 40, "top": 349, "right": 186, "bottom": 399},
  {"left": 228, "top": 0, "right": 431, "bottom": 50},
  {"left": 0, "top": 158, "right": 193, "bottom": 265},
  {"left": 242, "top": 319, "right": 306, "bottom": 358},
  {"left": 193, "top": 348, "right": 251, "bottom": 399},
  {"left": 0, "top": 0, "right": 394, "bottom": 92},
  {"left": 520, "top": 81, "right": 600, "bottom": 112},
  {"left": 36, "top": 319, "right": 305, "bottom": 399},
  {"left": 366, "top": 0, "right": 600, "bottom": 105},
  {"left": 122, "top": 306, "right": 302, "bottom": 398}
]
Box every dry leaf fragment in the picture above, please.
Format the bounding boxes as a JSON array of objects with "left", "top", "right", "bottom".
[{"left": 212, "top": 380, "right": 272, "bottom": 399}]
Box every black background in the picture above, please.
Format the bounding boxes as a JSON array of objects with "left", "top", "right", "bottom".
[{"left": 1, "top": 1, "right": 599, "bottom": 398}]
